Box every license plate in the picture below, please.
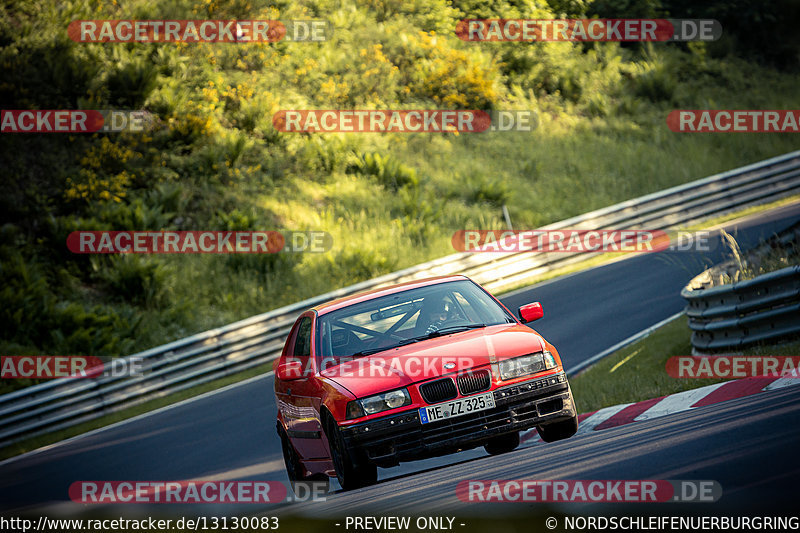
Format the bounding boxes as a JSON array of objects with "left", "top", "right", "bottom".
[{"left": 419, "top": 392, "right": 495, "bottom": 424}]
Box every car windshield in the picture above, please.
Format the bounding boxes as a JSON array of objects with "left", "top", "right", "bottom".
[{"left": 316, "top": 279, "right": 515, "bottom": 366}]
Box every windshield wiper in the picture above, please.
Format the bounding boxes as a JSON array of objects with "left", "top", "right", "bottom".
[
  {"left": 349, "top": 346, "right": 393, "bottom": 358},
  {"left": 353, "top": 335, "right": 426, "bottom": 355},
  {"left": 397, "top": 337, "right": 424, "bottom": 346},
  {"left": 426, "top": 323, "right": 486, "bottom": 338},
  {"left": 350, "top": 336, "right": 426, "bottom": 357}
]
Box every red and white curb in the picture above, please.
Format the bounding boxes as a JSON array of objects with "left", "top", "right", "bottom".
[{"left": 521, "top": 372, "right": 800, "bottom": 444}]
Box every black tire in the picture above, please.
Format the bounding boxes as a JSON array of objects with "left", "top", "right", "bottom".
[
  {"left": 537, "top": 414, "right": 578, "bottom": 443},
  {"left": 279, "top": 425, "right": 332, "bottom": 496},
  {"left": 324, "top": 416, "right": 377, "bottom": 490},
  {"left": 278, "top": 425, "right": 303, "bottom": 482},
  {"left": 484, "top": 431, "right": 520, "bottom": 455}
]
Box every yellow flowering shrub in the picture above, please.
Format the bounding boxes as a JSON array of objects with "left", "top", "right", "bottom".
[
  {"left": 387, "top": 31, "right": 501, "bottom": 109},
  {"left": 64, "top": 137, "right": 140, "bottom": 203}
]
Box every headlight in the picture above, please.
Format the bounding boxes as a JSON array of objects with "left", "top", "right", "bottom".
[
  {"left": 499, "top": 351, "right": 556, "bottom": 380},
  {"left": 383, "top": 389, "right": 409, "bottom": 409},
  {"left": 347, "top": 388, "right": 411, "bottom": 419}
]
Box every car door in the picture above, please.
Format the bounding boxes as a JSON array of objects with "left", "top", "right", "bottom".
[{"left": 276, "top": 314, "right": 328, "bottom": 460}]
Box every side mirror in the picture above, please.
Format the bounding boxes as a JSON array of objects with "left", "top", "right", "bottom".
[
  {"left": 518, "top": 302, "right": 543, "bottom": 323},
  {"left": 275, "top": 359, "right": 305, "bottom": 381}
]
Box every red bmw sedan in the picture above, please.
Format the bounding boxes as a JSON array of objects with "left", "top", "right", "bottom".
[{"left": 274, "top": 275, "right": 578, "bottom": 490}]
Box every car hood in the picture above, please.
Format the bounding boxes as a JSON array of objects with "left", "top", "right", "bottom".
[{"left": 320, "top": 323, "right": 546, "bottom": 397}]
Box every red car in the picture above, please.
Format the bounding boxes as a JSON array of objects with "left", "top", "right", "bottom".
[{"left": 274, "top": 275, "right": 578, "bottom": 490}]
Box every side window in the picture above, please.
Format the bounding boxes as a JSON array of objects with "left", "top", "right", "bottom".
[{"left": 293, "top": 317, "right": 312, "bottom": 359}]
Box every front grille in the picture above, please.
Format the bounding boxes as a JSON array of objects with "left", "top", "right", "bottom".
[
  {"left": 419, "top": 378, "right": 457, "bottom": 404},
  {"left": 343, "top": 373, "right": 572, "bottom": 463},
  {"left": 359, "top": 386, "right": 566, "bottom": 458},
  {"left": 457, "top": 370, "right": 491, "bottom": 395}
]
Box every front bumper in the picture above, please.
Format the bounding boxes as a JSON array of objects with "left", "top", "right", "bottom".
[{"left": 340, "top": 372, "right": 575, "bottom": 467}]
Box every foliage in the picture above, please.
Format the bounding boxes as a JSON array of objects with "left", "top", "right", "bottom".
[{"left": 1, "top": 0, "right": 798, "bottom": 393}]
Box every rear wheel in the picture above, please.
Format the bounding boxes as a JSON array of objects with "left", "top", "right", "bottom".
[
  {"left": 537, "top": 414, "right": 578, "bottom": 443},
  {"left": 325, "top": 417, "right": 377, "bottom": 490},
  {"left": 484, "top": 431, "right": 520, "bottom": 455}
]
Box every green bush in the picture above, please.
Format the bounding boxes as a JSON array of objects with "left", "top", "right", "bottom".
[
  {"left": 2, "top": 0, "right": 798, "bottom": 393},
  {"left": 626, "top": 46, "right": 677, "bottom": 103},
  {"left": 96, "top": 255, "right": 166, "bottom": 307},
  {"left": 325, "top": 248, "right": 397, "bottom": 282},
  {"left": 463, "top": 173, "right": 510, "bottom": 207},
  {"left": 350, "top": 152, "right": 420, "bottom": 191}
]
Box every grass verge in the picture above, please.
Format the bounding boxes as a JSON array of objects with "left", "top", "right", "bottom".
[{"left": 571, "top": 314, "right": 800, "bottom": 414}]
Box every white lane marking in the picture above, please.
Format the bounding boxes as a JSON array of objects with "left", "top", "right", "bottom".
[
  {"left": 634, "top": 382, "right": 726, "bottom": 422},
  {"left": 764, "top": 369, "right": 800, "bottom": 390},
  {"left": 575, "top": 403, "right": 634, "bottom": 434},
  {"left": 526, "top": 370, "right": 800, "bottom": 446}
]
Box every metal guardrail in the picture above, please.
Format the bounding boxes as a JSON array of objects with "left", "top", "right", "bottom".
[
  {"left": 2, "top": 150, "right": 800, "bottom": 447},
  {"left": 682, "top": 225, "right": 800, "bottom": 354},
  {"left": 683, "top": 266, "right": 800, "bottom": 353}
]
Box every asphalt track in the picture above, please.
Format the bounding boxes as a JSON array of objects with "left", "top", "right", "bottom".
[
  {"left": 279, "top": 383, "right": 800, "bottom": 517},
  {"left": 1, "top": 202, "right": 799, "bottom": 518}
]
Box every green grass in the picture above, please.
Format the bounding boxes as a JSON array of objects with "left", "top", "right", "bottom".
[{"left": 571, "top": 315, "right": 800, "bottom": 414}]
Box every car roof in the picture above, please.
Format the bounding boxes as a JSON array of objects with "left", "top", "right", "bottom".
[{"left": 312, "top": 275, "right": 471, "bottom": 316}]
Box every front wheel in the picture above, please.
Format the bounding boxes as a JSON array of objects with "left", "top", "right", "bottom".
[
  {"left": 325, "top": 417, "right": 377, "bottom": 490},
  {"left": 537, "top": 414, "right": 578, "bottom": 443}
]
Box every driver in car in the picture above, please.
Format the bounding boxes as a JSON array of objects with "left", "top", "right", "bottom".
[{"left": 420, "top": 299, "right": 456, "bottom": 335}]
